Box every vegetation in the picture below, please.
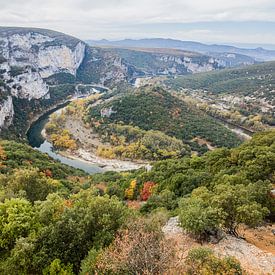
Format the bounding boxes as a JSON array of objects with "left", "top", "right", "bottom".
[
  {"left": 0, "top": 140, "right": 85, "bottom": 180},
  {"left": 89, "top": 130, "right": 275, "bottom": 238},
  {"left": 46, "top": 94, "right": 190, "bottom": 160},
  {"left": 165, "top": 61, "right": 275, "bottom": 105},
  {"left": 45, "top": 72, "right": 76, "bottom": 85},
  {"left": 0, "top": 84, "right": 76, "bottom": 140},
  {"left": 185, "top": 247, "right": 243, "bottom": 275},
  {"left": 87, "top": 86, "right": 241, "bottom": 155},
  {"left": 0, "top": 139, "right": 131, "bottom": 274},
  {"left": 95, "top": 124, "right": 190, "bottom": 160},
  {"left": 90, "top": 217, "right": 175, "bottom": 274},
  {"left": 0, "top": 129, "right": 273, "bottom": 274}
]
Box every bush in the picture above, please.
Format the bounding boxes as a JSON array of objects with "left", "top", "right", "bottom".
[
  {"left": 140, "top": 190, "right": 178, "bottom": 213},
  {"left": 185, "top": 247, "right": 243, "bottom": 275},
  {"left": 92, "top": 218, "right": 175, "bottom": 274}
]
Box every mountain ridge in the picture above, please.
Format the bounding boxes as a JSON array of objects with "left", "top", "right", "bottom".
[{"left": 88, "top": 38, "right": 275, "bottom": 61}]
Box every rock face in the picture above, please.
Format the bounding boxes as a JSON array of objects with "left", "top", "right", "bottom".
[
  {"left": 0, "top": 96, "right": 14, "bottom": 129},
  {"left": 0, "top": 28, "right": 85, "bottom": 100},
  {"left": 156, "top": 55, "right": 219, "bottom": 74},
  {"left": 0, "top": 27, "right": 86, "bottom": 131}
]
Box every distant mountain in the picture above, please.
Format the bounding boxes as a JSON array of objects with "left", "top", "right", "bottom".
[{"left": 87, "top": 38, "right": 275, "bottom": 61}]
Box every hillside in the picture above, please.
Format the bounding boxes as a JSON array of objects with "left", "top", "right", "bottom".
[
  {"left": 163, "top": 61, "right": 275, "bottom": 132},
  {"left": 86, "top": 86, "right": 241, "bottom": 153},
  {"left": 101, "top": 47, "right": 223, "bottom": 75},
  {"left": 165, "top": 61, "right": 275, "bottom": 104},
  {"left": 0, "top": 126, "right": 274, "bottom": 274},
  {"left": 85, "top": 130, "right": 275, "bottom": 274}
]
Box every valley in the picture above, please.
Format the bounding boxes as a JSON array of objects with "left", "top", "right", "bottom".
[{"left": 0, "top": 26, "right": 274, "bottom": 275}]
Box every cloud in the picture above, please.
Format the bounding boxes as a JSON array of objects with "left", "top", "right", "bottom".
[{"left": 0, "top": 0, "right": 274, "bottom": 43}]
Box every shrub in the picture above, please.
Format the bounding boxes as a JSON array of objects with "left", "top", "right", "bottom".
[
  {"left": 93, "top": 218, "right": 175, "bottom": 274},
  {"left": 185, "top": 247, "right": 243, "bottom": 275}
]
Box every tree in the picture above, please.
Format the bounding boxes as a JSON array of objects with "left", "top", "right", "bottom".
[
  {"left": 179, "top": 183, "right": 270, "bottom": 238},
  {"left": 140, "top": 190, "right": 178, "bottom": 213},
  {"left": 140, "top": 181, "right": 156, "bottom": 201},
  {"left": 179, "top": 187, "right": 223, "bottom": 239},
  {"left": 1, "top": 168, "right": 60, "bottom": 202},
  {"left": 124, "top": 179, "right": 137, "bottom": 200},
  {"left": 211, "top": 183, "right": 269, "bottom": 236},
  {"left": 0, "top": 145, "right": 6, "bottom": 160},
  {"left": 33, "top": 192, "right": 128, "bottom": 272},
  {"left": 42, "top": 259, "right": 74, "bottom": 275},
  {"left": 0, "top": 198, "right": 37, "bottom": 250},
  {"left": 0, "top": 145, "right": 6, "bottom": 167}
]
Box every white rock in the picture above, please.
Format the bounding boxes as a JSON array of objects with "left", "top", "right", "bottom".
[
  {"left": 0, "top": 32, "right": 86, "bottom": 100},
  {"left": 0, "top": 96, "right": 14, "bottom": 129}
]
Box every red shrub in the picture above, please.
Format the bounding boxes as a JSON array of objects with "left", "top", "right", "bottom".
[{"left": 140, "top": 181, "right": 156, "bottom": 201}]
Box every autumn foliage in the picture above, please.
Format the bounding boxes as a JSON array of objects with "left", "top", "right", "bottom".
[
  {"left": 0, "top": 145, "right": 6, "bottom": 167},
  {"left": 124, "top": 179, "right": 137, "bottom": 200},
  {"left": 50, "top": 130, "right": 77, "bottom": 150},
  {"left": 0, "top": 145, "right": 6, "bottom": 160},
  {"left": 140, "top": 181, "right": 156, "bottom": 201}
]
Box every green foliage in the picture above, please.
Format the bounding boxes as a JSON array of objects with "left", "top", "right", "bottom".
[
  {"left": 185, "top": 247, "right": 243, "bottom": 275},
  {"left": 140, "top": 190, "right": 178, "bottom": 213},
  {"left": 96, "top": 124, "right": 189, "bottom": 161},
  {"left": 0, "top": 189, "right": 129, "bottom": 274},
  {"left": 80, "top": 248, "right": 101, "bottom": 275},
  {"left": 42, "top": 259, "right": 74, "bottom": 275},
  {"left": 0, "top": 168, "right": 59, "bottom": 202},
  {"left": 33, "top": 192, "right": 128, "bottom": 272},
  {"left": 0, "top": 198, "right": 37, "bottom": 251},
  {"left": 0, "top": 140, "right": 86, "bottom": 179},
  {"left": 179, "top": 187, "right": 223, "bottom": 237},
  {"left": 179, "top": 181, "right": 270, "bottom": 237},
  {"left": 45, "top": 73, "right": 76, "bottom": 85},
  {"left": 88, "top": 86, "right": 241, "bottom": 152}
]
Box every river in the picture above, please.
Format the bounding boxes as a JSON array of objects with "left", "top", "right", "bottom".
[
  {"left": 27, "top": 89, "right": 252, "bottom": 174},
  {"left": 27, "top": 93, "right": 106, "bottom": 174}
]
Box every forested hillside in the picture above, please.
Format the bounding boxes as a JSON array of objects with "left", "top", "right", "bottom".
[
  {"left": 90, "top": 130, "right": 275, "bottom": 235},
  {"left": 0, "top": 130, "right": 273, "bottom": 274},
  {"left": 87, "top": 86, "right": 241, "bottom": 155},
  {"left": 165, "top": 61, "right": 275, "bottom": 105}
]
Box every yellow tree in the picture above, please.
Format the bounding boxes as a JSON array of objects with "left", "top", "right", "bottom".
[{"left": 125, "top": 180, "right": 137, "bottom": 200}]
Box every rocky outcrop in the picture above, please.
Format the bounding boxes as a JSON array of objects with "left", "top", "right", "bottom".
[
  {"left": 37, "top": 42, "right": 85, "bottom": 78},
  {"left": 0, "top": 28, "right": 86, "bottom": 100},
  {"left": 162, "top": 216, "right": 275, "bottom": 275},
  {"left": 157, "top": 55, "right": 219, "bottom": 74},
  {"left": 0, "top": 96, "right": 14, "bottom": 129},
  {"left": 0, "top": 27, "right": 86, "bottom": 133}
]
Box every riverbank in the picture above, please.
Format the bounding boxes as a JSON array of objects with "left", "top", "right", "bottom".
[
  {"left": 60, "top": 149, "right": 149, "bottom": 172},
  {"left": 40, "top": 101, "right": 150, "bottom": 172}
]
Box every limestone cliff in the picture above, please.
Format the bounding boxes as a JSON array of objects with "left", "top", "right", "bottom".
[
  {"left": 0, "top": 96, "right": 14, "bottom": 129},
  {"left": 0, "top": 27, "right": 86, "bottom": 100}
]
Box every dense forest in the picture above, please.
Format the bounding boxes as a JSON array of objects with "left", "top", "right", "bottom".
[{"left": 0, "top": 129, "right": 273, "bottom": 274}]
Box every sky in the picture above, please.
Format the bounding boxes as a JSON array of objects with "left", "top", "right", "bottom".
[{"left": 1, "top": 0, "right": 275, "bottom": 47}]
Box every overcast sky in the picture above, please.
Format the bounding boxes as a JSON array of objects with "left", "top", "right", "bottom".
[{"left": 1, "top": 0, "right": 275, "bottom": 46}]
